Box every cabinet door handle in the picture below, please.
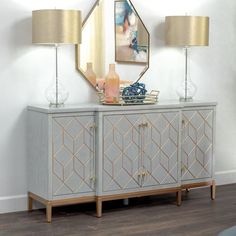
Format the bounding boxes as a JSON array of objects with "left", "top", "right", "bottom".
[
  {"left": 90, "top": 176, "right": 96, "bottom": 182},
  {"left": 90, "top": 123, "right": 97, "bottom": 129},
  {"left": 142, "top": 171, "right": 150, "bottom": 176},
  {"left": 138, "top": 123, "right": 148, "bottom": 128},
  {"left": 137, "top": 172, "right": 142, "bottom": 186}
]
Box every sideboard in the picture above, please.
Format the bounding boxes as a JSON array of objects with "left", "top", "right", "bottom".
[{"left": 27, "top": 101, "right": 216, "bottom": 222}]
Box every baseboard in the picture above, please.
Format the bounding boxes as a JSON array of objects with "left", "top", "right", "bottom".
[
  {"left": 215, "top": 169, "right": 236, "bottom": 185},
  {"left": 0, "top": 194, "right": 28, "bottom": 214},
  {"left": 0, "top": 194, "right": 45, "bottom": 214},
  {"left": 0, "top": 171, "right": 236, "bottom": 214}
]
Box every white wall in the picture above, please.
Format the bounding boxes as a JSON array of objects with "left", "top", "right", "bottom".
[{"left": 0, "top": 0, "right": 236, "bottom": 213}]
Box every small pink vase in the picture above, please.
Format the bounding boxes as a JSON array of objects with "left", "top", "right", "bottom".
[
  {"left": 84, "top": 62, "right": 96, "bottom": 87},
  {"left": 105, "top": 64, "right": 120, "bottom": 103}
]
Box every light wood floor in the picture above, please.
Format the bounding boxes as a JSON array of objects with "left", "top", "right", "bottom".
[{"left": 0, "top": 184, "right": 236, "bottom": 236}]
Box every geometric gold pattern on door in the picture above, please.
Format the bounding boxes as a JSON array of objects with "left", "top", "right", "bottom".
[
  {"left": 103, "top": 112, "right": 179, "bottom": 192},
  {"left": 181, "top": 110, "right": 213, "bottom": 181},
  {"left": 103, "top": 114, "right": 142, "bottom": 192},
  {"left": 52, "top": 116, "right": 95, "bottom": 196},
  {"left": 142, "top": 112, "right": 179, "bottom": 187}
]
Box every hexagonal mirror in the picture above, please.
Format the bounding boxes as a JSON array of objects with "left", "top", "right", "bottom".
[{"left": 76, "top": 0, "right": 150, "bottom": 91}]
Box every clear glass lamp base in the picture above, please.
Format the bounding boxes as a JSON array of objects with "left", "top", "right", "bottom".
[
  {"left": 179, "top": 97, "right": 193, "bottom": 102},
  {"left": 48, "top": 102, "right": 65, "bottom": 108},
  {"left": 176, "top": 78, "right": 197, "bottom": 103},
  {"left": 45, "top": 79, "right": 69, "bottom": 107}
]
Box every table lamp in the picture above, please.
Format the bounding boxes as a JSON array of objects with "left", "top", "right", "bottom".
[
  {"left": 32, "top": 9, "right": 81, "bottom": 107},
  {"left": 165, "top": 16, "right": 209, "bottom": 102}
]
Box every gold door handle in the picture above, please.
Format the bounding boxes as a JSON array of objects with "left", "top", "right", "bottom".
[
  {"left": 143, "top": 122, "right": 148, "bottom": 128},
  {"left": 138, "top": 172, "right": 143, "bottom": 177},
  {"left": 142, "top": 171, "right": 149, "bottom": 176},
  {"left": 138, "top": 172, "right": 142, "bottom": 186},
  {"left": 90, "top": 176, "right": 96, "bottom": 182},
  {"left": 138, "top": 171, "right": 146, "bottom": 177},
  {"left": 138, "top": 123, "right": 148, "bottom": 128},
  {"left": 90, "top": 123, "right": 97, "bottom": 129}
]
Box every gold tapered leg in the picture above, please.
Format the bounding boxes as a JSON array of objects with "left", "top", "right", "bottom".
[
  {"left": 46, "top": 204, "right": 52, "bottom": 223},
  {"left": 96, "top": 197, "right": 102, "bottom": 218},
  {"left": 176, "top": 190, "right": 181, "bottom": 206},
  {"left": 211, "top": 180, "right": 216, "bottom": 200},
  {"left": 28, "top": 195, "right": 33, "bottom": 211}
]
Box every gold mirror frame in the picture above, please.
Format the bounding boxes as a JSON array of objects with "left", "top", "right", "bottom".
[{"left": 75, "top": 0, "right": 150, "bottom": 91}]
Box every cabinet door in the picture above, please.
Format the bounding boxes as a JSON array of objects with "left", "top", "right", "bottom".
[
  {"left": 52, "top": 115, "right": 95, "bottom": 196},
  {"left": 103, "top": 114, "right": 143, "bottom": 192},
  {"left": 142, "top": 112, "right": 179, "bottom": 187},
  {"left": 181, "top": 109, "right": 214, "bottom": 181}
]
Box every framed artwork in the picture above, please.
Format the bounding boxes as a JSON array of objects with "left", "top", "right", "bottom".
[{"left": 114, "top": 0, "right": 148, "bottom": 64}]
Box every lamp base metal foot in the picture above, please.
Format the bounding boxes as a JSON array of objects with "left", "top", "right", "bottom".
[{"left": 179, "top": 97, "right": 193, "bottom": 102}]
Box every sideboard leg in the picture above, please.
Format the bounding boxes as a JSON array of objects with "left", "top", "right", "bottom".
[
  {"left": 46, "top": 203, "right": 52, "bottom": 223},
  {"left": 176, "top": 190, "right": 182, "bottom": 206},
  {"left": 211, "top": 180, "right": 216, "bottom": 200},
  {"left": 123, "top": 199, "right": 129, "bottom": 206},
  {"left": 96, "top": 197, "right": 102, "bottom": 218},
  {"left": 28, "top": 194, "right": 33, "bottom": 211}
]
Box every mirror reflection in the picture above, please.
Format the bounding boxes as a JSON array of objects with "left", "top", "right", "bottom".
[{"left": 76, "top": 0, "right": 150, "bottom": 90}]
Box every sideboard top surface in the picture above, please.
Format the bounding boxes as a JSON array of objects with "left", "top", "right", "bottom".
[{"left": 28, "top": 100, "right": 217, "bottom": 114}]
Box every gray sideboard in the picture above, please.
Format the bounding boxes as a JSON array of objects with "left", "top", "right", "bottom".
[{"left": 27, "top": 101, "right": 216, "bottom": 222}]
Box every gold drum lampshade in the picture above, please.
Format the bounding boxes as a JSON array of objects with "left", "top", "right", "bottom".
[
  {"left": 165, "top": 16, "right": 209, "bottom": 46},
  {"left": 32, "top": 9, "right": 81, "bottom": 44}
]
